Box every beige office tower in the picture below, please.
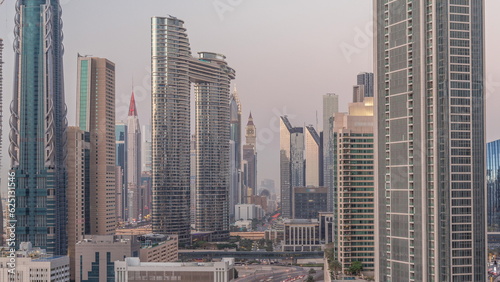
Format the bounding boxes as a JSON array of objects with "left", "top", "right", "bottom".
[
  {"left": 335, "top": 97, "right": 375, "bottom": 274},
  {"left": 76, "top": 56, "right": 116, "bottom": 235},
  {"left": 305, "top": 125, "right": 321, "bottom": 187},
  {"left": 66, "top": 126, "right": 90, "bottom": 281}
]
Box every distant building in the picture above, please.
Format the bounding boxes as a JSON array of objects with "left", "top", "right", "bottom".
[
  {"left": 250, "top": 195, "right": 268, "bottom": 212},
  {"left": 141, "top": 125, "right": 152, "bottom": 172},
  {"left": 280, "top": 117, "right": 305, "bottom": 218},
  {"left": 75, "top": 235, "right": 140, "bottom": 282},
  {"left": 282, "top": 219, "right": 321, "bottom": 252},
  {"left": 488, "top": 140, "right": 500, "bottom": 238},
  {"left": 138, "top": 234, "right": 178, "bottom": 262},
  {"left": 127, "top": 93, "right": 142, "bottom": 222},
  {"left": 356, "top": 72, "right": 373, "bottom": 98},
  {"left": 305, "top": 125, "right": 322, "bottom": 186},
  {"left": 292, "top": 187, "right": 327, "bottom": 219},
  {"left": 229, "top": 88, "right": 242, "bottom": 222},
  {"left": 235, "top": 204, "right": 264, "bottom": 221},
  {"left": 242, "top": 113, "right": 257, "bottom": 203},
  {"left": 116, "top": 122, "right": 128, "bottom": 221},
  {"left": 0, "top": 38, "right": 2, "bottom": 247},
  {"left": 115, "top": 257, "right": 236, "bottom": 282},
  {"left": 322, "top": 93, "right": 339, "bottom": 212}
]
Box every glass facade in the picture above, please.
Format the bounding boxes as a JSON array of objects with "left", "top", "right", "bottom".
[
  {"left": 488, "top": 140, "right": 500, "bottom": 232},
  {"left": 10, "top": 0, "right": 68, "bottom": 255},
  {"left": 151, "top": 16, "right": 235, "bottom": 243},
  {"left": 375, "top": 0, "right": 486, "bottom": 281}
]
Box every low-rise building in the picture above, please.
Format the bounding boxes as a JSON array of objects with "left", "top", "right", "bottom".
[
  {"left": 235, "top": 204, "right": 264, "bottom": 221},
  {"left": 75, "top": 235, "right": 140, "bottom": 282},
  {"left": 138, "top": 234, "right": 178, "bottom": 262},
  {"left": 0, "top": 243, "right": 69, "bottom": 281},
  {"left": 282, "top": 219, "right": 321, "bottom": 252},
  {"left": 114, "top": 257, "right": 236, "bottom": 282}
]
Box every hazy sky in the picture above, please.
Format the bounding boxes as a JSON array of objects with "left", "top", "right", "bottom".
[{"left": 1, "top": 0, "right": 500, "bottom": 190}]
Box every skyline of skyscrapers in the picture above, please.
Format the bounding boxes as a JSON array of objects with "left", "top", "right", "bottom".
[
  {"left": 76, "top": 56, "right": 117, "bottom": 235},
  {"left": 9, "top": 0, "right": 68, "bottom": 255},
  {"left": 1, "top": 1, "right": 495, "bottom": 280},
  {"left": 375, "top": 0, "right": 486, "bottom": 280}
]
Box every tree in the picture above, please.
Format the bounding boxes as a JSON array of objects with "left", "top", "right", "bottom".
[
  {"left": 309, "top": 268, "right": 317, "bottom": 275},
  {"left": 348, "top": 261, "right": 363, "bottom": 275},
  {"left": 306, "top": 275, "right": 315, "bottom": 282}
]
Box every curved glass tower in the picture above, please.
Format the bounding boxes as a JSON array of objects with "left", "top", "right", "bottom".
[
  {"left": 10, "top": 0, "right": 68, "bottom": 255},
  {"left": 151, "top": 16, "right": 235, "bottom": 244}
]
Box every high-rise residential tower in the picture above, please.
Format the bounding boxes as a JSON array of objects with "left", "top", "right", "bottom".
[
  {"left": 334, "top": 97, "right": 375, "bottom": 273},
  {"left": 280, "top": 116, "right": 305, "bottom": 219},
  {"left": 323, "top": 93, "right": 339, "bottom": 212},
  {"left": 76, "top": 56, "right": 116, "bottom": 235},
  {"left": 375, "top": 1, "right": 486, "bottom": 280},
  {"left": 242, "top": 113, "right": 257, "bottom": 203},
  {"left": 9, "top": 0, "right": 68, "bottom": 255},
  {"left": 115, "top": 122, "right": 127, "bottom": 221},
  {"left": 152, "top": 16, "right": 235, "bottom": 243},
  {"left": 127, "top": 93, "right": 142, "bottom": 222},
  {"left": 229, "top": 88, "right": 242, "bottom": 221},
  {"left": 305, "top": 125, "right": 321, "bottom": 187}
]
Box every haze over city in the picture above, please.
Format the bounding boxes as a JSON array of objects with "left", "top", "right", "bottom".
[{"left": 1, "top": 0, "right": 498, "bottom": 188}]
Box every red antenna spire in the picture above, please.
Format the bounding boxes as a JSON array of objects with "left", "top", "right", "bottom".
[{"left": 128, "top": 92, "right": 138, "bottom": 116}]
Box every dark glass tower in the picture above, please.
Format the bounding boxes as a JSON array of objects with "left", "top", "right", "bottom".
[
  {"left": 10, "top": 0, "right": 68, "bottom": 255},
  {"left": 375, "top": 0, "right": 486, "bottom": 281},
  {"left": 488, "top": 140, "right": 500, "bottom": 232}
]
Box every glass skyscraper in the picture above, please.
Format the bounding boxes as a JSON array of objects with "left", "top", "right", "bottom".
[
  {"left": 9, "top": 0, "right": 68, "bottom": 255},
  {"left": 488, "top": 140, "right": 500, "bottom": 232},
  {"left": 151, "top": 16, "right": 235, "bottom": 244},
  {"left": 375, "top": 0, "right": 486, "bottom": 281}
]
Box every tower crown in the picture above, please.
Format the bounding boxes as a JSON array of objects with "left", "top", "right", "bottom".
[{"left": 129, "top": 92, "right": 138, "bottom": 116}]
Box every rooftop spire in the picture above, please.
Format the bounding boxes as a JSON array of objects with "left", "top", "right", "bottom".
[
  {"left": 247, "top": 111, "right": 254, "bottom": 126},
  {"left": 128, "top": 92, "right": 138, "bottom": 116}
]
